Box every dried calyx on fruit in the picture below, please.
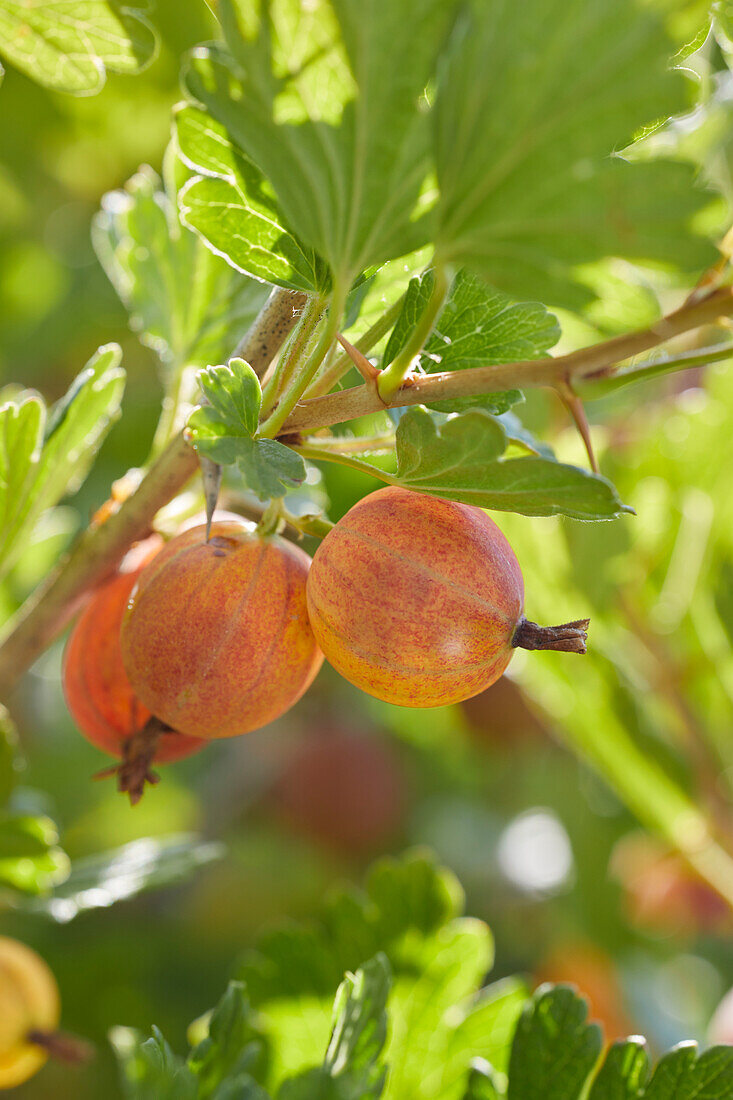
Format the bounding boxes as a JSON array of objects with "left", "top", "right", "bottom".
[
  {"left": 121, "top": 520, "right": 323, "bottom": 738},
  {"left": 0, "top": 937, "right": 90, "bottom": 1089},
  {"left": 306, "top": 486, "right": 589, "bottom": 708},
  {"left": 62, "top": 535, "right": 205, "bottom": 803}
]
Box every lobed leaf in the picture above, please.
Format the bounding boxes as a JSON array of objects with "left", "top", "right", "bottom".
[
  {"left": 507, "top": 985, "right": 603, "bottom": 1100},
  {"left": 188, "top": 359, "right": 307, "bottom": 500},
  {"left": 0, "top": 346, "right": 125, "bottom": 582},
  {"left": 189, "top": 982, "right": 269, "bottom": 1098},
  {"left": 0, "top": 0, "right": 156, "bottom": 94},
  {"left": 94, "top": 166, "right": 269, "bottom": 371},
  {"left": 432, "top": 0, "right": 716, "bottom": 307},
  {"left": 392, "top": 408, "right": 631, "bottom": 520},
  {"left": 183, "top": 0, "right": 457, "bottom": 291},
  {"left": 176, "top": 104, "right": 328, "bottom": 293}
]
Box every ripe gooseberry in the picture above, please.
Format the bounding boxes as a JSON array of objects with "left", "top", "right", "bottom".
[
  {"left": 306, "top": 486, "right": 589, "bottom": 708},
  {"left": 0, "top": 937, "right": 59, "bottom": 1088},
  {"left": 63, "top": 535, "right": 206, "bottom": 802},
  {"left": 120, "top": 520, "right": 323, "bottom": 738}
]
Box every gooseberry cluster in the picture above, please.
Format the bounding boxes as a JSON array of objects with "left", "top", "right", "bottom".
[{"left": 63, "top": 487, "right": 588, "bottom": 800}]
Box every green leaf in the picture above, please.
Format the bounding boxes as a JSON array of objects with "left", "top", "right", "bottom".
[
  {"left": 0, "top": 813, "right": 70, "bottom": 895},
  {"left": 184, "top": 0, "right": 457, "bottom": 290},
  {"left": 387, "top": 270, "right": 559, "bottom": 377},
  {"left": 382, "top": 270, "right": 437, "bottom": 368},
  {"left": 0, "top": 394, "right": 44, "bottom": 579},
  {"left": 588, "top": 1039, "right": 649, "bottom": 1099},
  {"left": 19, "top": 835, "right": 221, "bottom": 921},
  {"left": 643, "top": 1043, "right": 733, "bottom": 1099},
  {"left": 188, "top": 359, "right": 307, "bottom": 500},
  {"left": 112, "top": 1026, "right": 198, "bottom": 1100},
  {"left": 238, "top": 851, "right": 463, "bottom": 1005},
  {"left": 384, "top": 920, "right": 495, "bottom": 1100},
  {"left": 236, "top": 438, "right": 307, "bottom": 502},
  {"left": 198, "top": 358, "right": 263, "bottom": 437},
  {"left": 392, "top": 407, "right": 631, "bottom": 520},
  {"left": 189, "top": 981, "right": 268, "bottom": 1097},
  {"left": 323, "top": 954, "right": 390, "bottom": 1098},
  {"left": 94, "top": 166, "right": 269, "bottom": 370},
  {"left": 278, "top": 954, "right": 390, "bottom": 1100},
  {"left": 383, "top": 269, "right": 557, "bottom": 417},
  {"left": 0, "top": 0, "right": 156, "bottom": 94},
  {"left": 463, "top": 1064, "right": 502, "bottom": 1100},
  {"left": 432, "top": 0, "right": 715, "bottom": 308},
  {"left": 0, "top": 346, "right": 125, "bottom": 581},
  {"left": 507, "top": 985, "right": 602, "bottom": 1100},
  {"left": 176, "top": 105, "right": 327, "bottom": 293}
]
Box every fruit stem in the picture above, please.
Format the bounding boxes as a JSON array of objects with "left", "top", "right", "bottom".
[
  {"left": 512, "top": 617, "right": 590, "bottom": 654},
  {"left": 94, "top": 716, "right": 172, "bottom": 804},
  {"left": 27, "top": 1029, "right": 94, "bottom": 1065}
]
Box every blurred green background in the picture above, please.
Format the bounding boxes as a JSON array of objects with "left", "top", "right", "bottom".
[{"left": 2, "top": 2, "right": 733, "bottom": 1095}]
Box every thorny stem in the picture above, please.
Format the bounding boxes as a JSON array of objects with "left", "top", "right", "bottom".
[
  {"left": 0, "top": 288, "right": 304, "bottom": 697},
  {"left": 377, "top": 264, "right": 450, "bottom": 401},
  {"left": 304, "top": 293, "right": 406, "bottom": 398},
  {"left": 282, "top": 286, "right": 733, "bottom": 434},
  {"left": 261, "top": 294, "right": 323, "bottom": 415},
  {"left": 233, "top": 288, "right": 308, "bottom": 377},
  {"left": 259, "top": 296, "right": 343, "bottom": 439}
]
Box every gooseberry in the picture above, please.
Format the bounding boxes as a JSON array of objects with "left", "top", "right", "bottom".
[
  {"left": 306, "top": 486, "right": 589, "bottom": 708},
  {"left": 63, "top": 536, "right": 206, "bottom": 802},
  {"left": 120, "top": 520, "right": 323, "bottom": 738},
  {"left": 0, "top": 937, "right": 59, "bottom": 1088}
]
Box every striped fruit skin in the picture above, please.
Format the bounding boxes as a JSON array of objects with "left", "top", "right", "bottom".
[
  {"left": 120, "top": 521, "right": 323, "bottom": 739},
  {"left": 63, "top": 537, "right": 205, "bottom": 764},
  {"left": 306, "top": 486, "right": 524, "bottom": 708}
]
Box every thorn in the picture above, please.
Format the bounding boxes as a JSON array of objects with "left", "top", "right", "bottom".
[
  {"left": 199, "top": 456, "right": 222, "bottom": 541},
  {"left": 557, "top": 380, "right": 599, "bottom": 474},
  {"left": 336, "top": 335, "right": 381, "bottom": 384}
]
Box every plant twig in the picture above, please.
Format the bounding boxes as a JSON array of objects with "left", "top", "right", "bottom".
[
  {"left": 259, "top": 295, "right": 343, "bottom": 439},
  {"left": 282, "top": 286, "right": 733, "bottom": 434},
  {"left": 260, "top": 294, "right": 322, "bottom": 414},
  {"left": 234, "top": 287, "right": 308, "bottom": 377},
  {"left": 576, "top": 340, "right": 733, "bottom": 396},
  {"left": 304, "top": 293, "right": 406, "bottom": 398}
]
